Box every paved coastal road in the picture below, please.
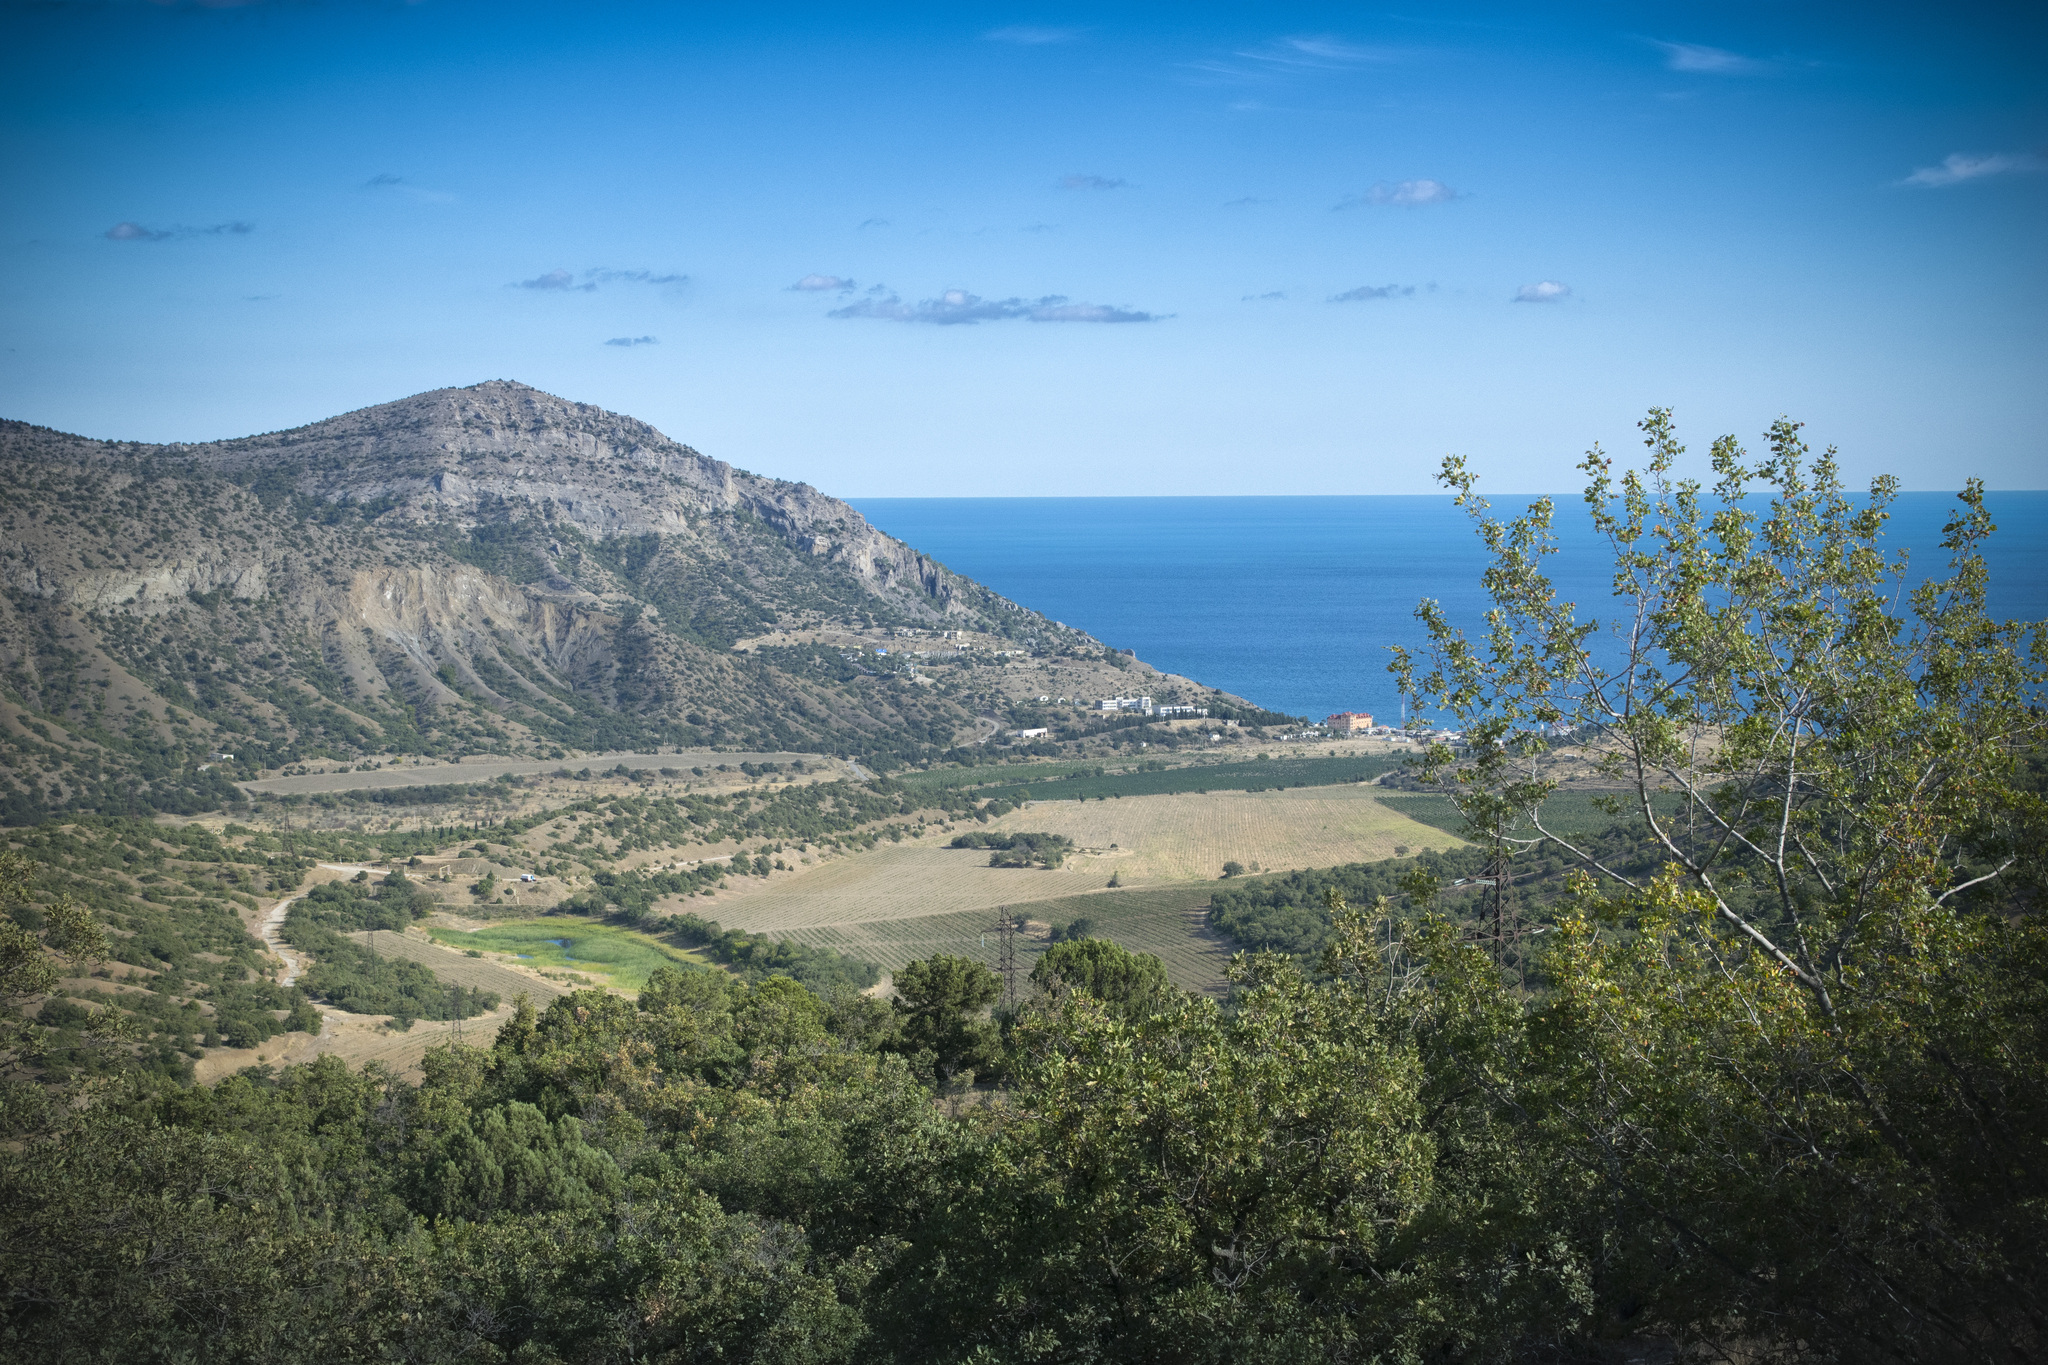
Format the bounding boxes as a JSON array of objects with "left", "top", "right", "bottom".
[{"left": 239, "top": 750, "right": 856, "bottom": 797}]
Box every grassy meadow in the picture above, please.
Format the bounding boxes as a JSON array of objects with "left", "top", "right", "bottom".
[{"left": 426, "top": 920, "right": 711, "bottom": 992}]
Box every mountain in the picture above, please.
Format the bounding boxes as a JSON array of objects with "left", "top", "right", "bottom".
[{"left": 0, "top": 381, "right": 1219, "bottom": 821}]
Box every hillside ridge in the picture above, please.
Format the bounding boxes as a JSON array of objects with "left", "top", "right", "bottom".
[{"left": 0, "top": 382, "right": 1234, "bottom": 822}]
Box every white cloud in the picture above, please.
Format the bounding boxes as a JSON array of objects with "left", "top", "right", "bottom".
[
  {"left": 1513, "top": 281, "right": 1571, "bottom": 303},
  {"left": 105, "top": 221, "right": 172, "bottom": 242},
  {"left": 829, "top": 287, "right": 1163, "bottom": 325},
  {"left": 1059, "top": 173, "right": 1128, "bottom": 191},
  {"left": 984, "top": 25, "right": 1081, "bottom": 45},
  {"left": 1331, "top": 284, "right": 1413, "bottom": 302},
  {"left": 1653, "top": 41, "right": 1761, "bottom": 74},
  {"left": 1900, "top": 151, "right": 2047, "bottom": 188},
  {"left": 1339, "top": 179, "right": 1461, "bottom": 209},
  {"left": 604, "top": 336, "right": 658, "bottom": 347},
  {"left": 792, "top": 274, "right": 855, "bottom": 291}
]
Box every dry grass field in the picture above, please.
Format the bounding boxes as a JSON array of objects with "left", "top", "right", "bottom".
[
  {"left": 985, "top": 785, "right": 1457, "bottom": 884},
  {"left": 706, "top": 842, "right": 1113, "bottom": 932},
  {"left": 696, "top": 788, "right": 1456, "bottom": 993}
]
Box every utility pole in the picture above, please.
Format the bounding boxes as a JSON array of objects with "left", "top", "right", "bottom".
[{"left": 991, "top": 907, "right": 1018, "bottom": 1009}]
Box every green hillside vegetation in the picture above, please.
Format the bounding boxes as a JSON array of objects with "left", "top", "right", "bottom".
[
  {"left": 0, "top": 420, "right": 2042, "bottom": 1364},
  {"left": 0, "top": 822, "right": 317, "bottom": 1092},
  {"left": 282, "top": 872, "right": 498, "bottom": 1022},
  {"left": 659, "top": 913, "right": 881, "bottom": 994}
]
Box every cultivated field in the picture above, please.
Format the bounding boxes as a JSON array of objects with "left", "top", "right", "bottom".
[
  {"left": 700, "top": 788, "right": 1456, "bottom": 992},
  {"left": 985, "top": 785, "right": 1456, "bottom": 883},
  {"left": 768, "top": 883, "right": 1232, "bottom": 993}
]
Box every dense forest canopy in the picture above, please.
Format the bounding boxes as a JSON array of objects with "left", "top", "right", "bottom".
[{"left": 2, "top": 413, "right": 2043, "bottom": 1364}]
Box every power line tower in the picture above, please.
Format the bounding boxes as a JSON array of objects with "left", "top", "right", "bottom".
[
  {"left": 990, "top": 907, "right": 1018, "bottom": 1009},
  {"left": 1473, "top": 813, "right": 1530, "bottom": 987},
  {"left": 450, "top": 984, "right": 465, "bottom": 1043}
]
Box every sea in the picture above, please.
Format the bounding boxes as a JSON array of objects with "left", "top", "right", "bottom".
[{"left": 850, "top": 493, "right": 2048, "bottom": 723}]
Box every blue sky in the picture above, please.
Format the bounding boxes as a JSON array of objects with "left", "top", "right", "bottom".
[{"left": 2, "top": 2, "right": 2042, "bottom": 495}]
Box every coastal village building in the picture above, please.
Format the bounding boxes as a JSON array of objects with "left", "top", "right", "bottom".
[
  {"left": 1155, "top": 704, "right": 1208, "bottom": 719},
  {"left": 1009, "top": 727, "right": 1050, "bottom": 739},
  {"left": 1326, "top": 711, "right": 1374, "bottom": 734},
  {"left": 1098, "top": 695, "right": 1154, "bottom": 714}
]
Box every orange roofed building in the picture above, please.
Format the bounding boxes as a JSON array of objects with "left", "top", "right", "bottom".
[{"left": 1325, "top": 711, "right": 1374, "bottom": 734}]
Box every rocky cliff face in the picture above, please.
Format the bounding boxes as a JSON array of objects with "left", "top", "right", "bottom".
[{"left": 0, "top": 382, "right": 1100, "bottom": 819}]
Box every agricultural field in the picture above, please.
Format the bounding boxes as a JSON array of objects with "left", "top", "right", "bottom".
[
  {"left": 984, "top": 785, "right": 1457, "bottom": 884},
  {"left": 424, "top": 919, "right": 711, "bottom": 992},
  {"left": 769, "top": 883, "right": 1231, "bottom": 993},
  {"left": 706, "top": 842, "right": 1114, "bottom": 933},
  {"left": 704, "top": 787, "right": 1457, "bottom": 991}
]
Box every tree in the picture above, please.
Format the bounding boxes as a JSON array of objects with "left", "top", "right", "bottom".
[
  {"left": 889, "top": 954, "right": 1000, "bottom": 1084},
  {"left": 1392, "top": 411, "right": 2048, "bottom": 1359},
  {"left": 1, "top": 850, "right": 113, "bottom": 1134},
  {"left": 1027, "top": 938, "right": 1172, "bottom": 1020},
  {"left": 877, "top": 937, "right": 1584, "bottom": 1361}
]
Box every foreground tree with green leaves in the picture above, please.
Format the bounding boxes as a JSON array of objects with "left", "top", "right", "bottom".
[{"left": 1395, "top": 410, "right": 2048, "bottom": 1361}]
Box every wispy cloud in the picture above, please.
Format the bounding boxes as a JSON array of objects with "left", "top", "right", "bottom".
[
  {"left": 984, "top": 25, "right": 1081, "bottom": 45},
  {"left": 516, "top": 269, "right": 596, "bottom": 292},
  {"left": 859, "top": 217, "right": 891, "bottom": 229},
  {"left": 1514, "top": 281, "right": 1571, "bottom": 303},
  {"left": 105, "top": 220, "right": 252, "bottom": 242},
  {"left": 829, "top": 287, "right": 1164, "bottom": 325},
  {"left": 588, "top": 268, "right": 687, "bottom": 286},
  {"left": 604, "top": 335, "right": 658, "bottom": 347},
  {"left": 1331, "top": 284, "right": 1414, "bottom": 302},
  {"left": 1339, "top": 179, "right": 1461, "bottom": 209},
  {"left": 1222, "top": 196, "right": 1271, "bottom": 208},
  {"left": 1059, "top": 174, "right": 1128, "bottom": 191},
  {"left": 1239, "top": 35, "right": 1398, "bottom": 69},
  {"left": 1900, "top": 151, "right": 2047, "bottom": 188},
  {"left": 362, "top": 172, "right": 456, "bottom": 203},
  {"left": 1243, "top": 291, "right": 1287, "bottom": 301},
  {"left": 512, "top": 267, "right": 685, "bottom": 293},
  {"left": 1652, "top": 40, "right": 1762, "bottom": 74},
  {"left": 791, "top": 274, "right": 856, "bottom": 292}
]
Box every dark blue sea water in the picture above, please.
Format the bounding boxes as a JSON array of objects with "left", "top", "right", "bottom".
[{"left": 851, "top": 494, "right": 2048, "bottom": 722}]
